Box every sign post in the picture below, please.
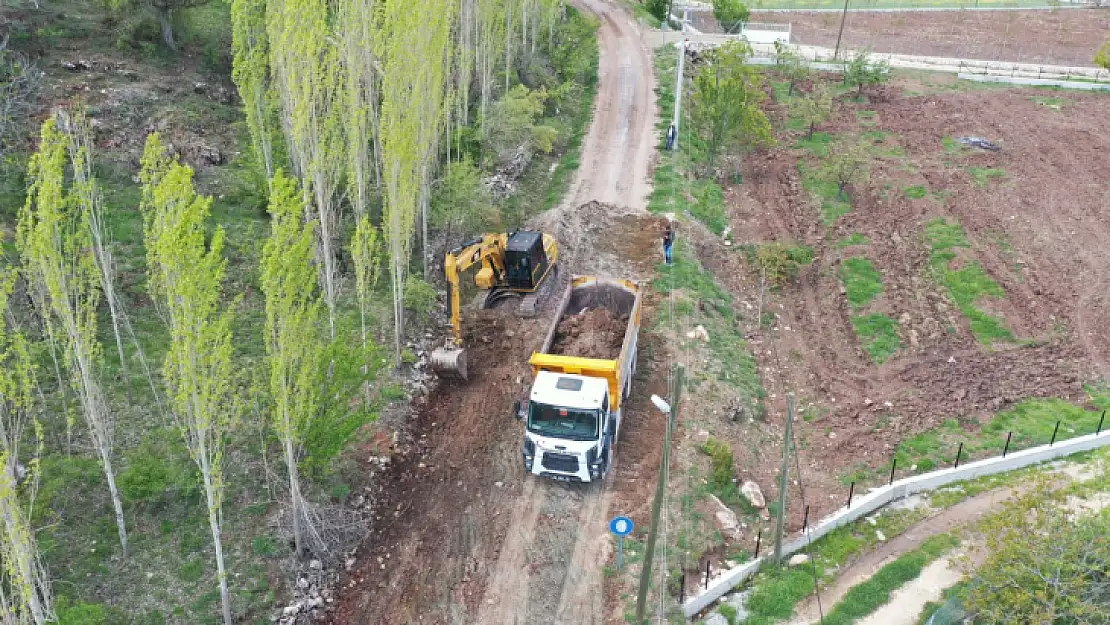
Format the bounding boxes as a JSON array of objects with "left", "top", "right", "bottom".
[{"left": 609, "top": 516, "right": 634, "bottom": 570}]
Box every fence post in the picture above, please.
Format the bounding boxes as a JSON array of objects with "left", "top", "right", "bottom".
[
  {"left": 1003, "top": 431, "right": 1012, "bottom": 457},
  {"left": 679, "top": 573, "right": 685, "bottom": 603},
  {"left": 888, "top": 457, "right": 897, "bottom": 485},
  {"left": 705, "top": 559, "right": 711, "bottom": 590},
  {"left": 847, "top": 481, "right": 855, "bottom": 508},
  {"left": 954, "top": 442, "right": 964, "bottom": 469},
  {"left": 1051, "top": 420, "right": 1061, "bottom": 446},
  {"left": 755, "top": 529, "right": 762, "bottom": 558},
  {"left": 1098, "top": 411, "right": 1105, "bottom": 435},
  {"left": 802, "top": 505, "right": 810, "bottom": 533}
]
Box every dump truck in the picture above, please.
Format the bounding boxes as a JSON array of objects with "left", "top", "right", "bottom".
[{"left": 516, "top": 276, "right": 642, "bottom": 483}]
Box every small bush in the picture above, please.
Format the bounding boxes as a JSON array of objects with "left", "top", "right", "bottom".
[
  {"left": 702, "top": 436, "right": 735, "bottom": 491},
  {"left": 179, "top": 557, "right": 205, "bottom": 582},
  {"left": 403, "top": 276, "right": 439, "bottom": 322},
  {"left": 119, "top": 430, "right": 200, "bottom": 506},
  {"left": 754, "top": 243, "right": 814, "bottom": 286},
  {"left": 252, "top": 536, "right": 279, "bottom": 557}
]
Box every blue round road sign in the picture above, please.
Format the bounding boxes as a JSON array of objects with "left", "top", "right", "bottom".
[{"left": 610, "top": 516, "right": 634, "bottom": 536}]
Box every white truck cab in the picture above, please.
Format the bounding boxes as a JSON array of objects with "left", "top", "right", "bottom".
[{"left": 519, "top": 371, "right": 619, "bottom": 483}]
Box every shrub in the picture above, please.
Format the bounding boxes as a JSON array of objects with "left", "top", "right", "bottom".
[
  {"left": 403, "top": 276, "right": 439, "bottom": 322},
  {"left": 754, "top": 243, "right": 814, "bottom": 286},
  {"left": 119, "top": 430, "right": 200, "bottom": 506},
  {"left": 702, "top": 436, "right": 735, "bottom": 491}
]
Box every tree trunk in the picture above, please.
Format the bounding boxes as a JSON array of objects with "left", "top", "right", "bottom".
[
  {"left": 157, "top": 7, "right": 177, "bottom": 52},
  {"left": 808, "top": 121, "right": 815, "bottom": 139},
  {"left": 420, "top": 171, "right": 429, "bottom": 280},
  {"left": 505, "top": 1, "right": 512, "bottom": 94},
  {"left": 788, "top": 79, "right": 795, "bottom": 97},
  {"left": 0, "top": 496, "right": 47, "bottom": 624},
  {"left": 200, "top": 461, "right": 234, "bottom": 625},
  {"left": 100, "top": 449, "right": 129, "bottom": 557},
  {"left": 284, "top": 437, "right": 304, "bottom": 558}
]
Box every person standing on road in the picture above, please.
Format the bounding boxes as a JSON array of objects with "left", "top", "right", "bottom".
[
  {"left": 666, "top": 124, "right": 677, "bottom": 151},
  {"left": 662, "top": 223, "right": 675, "bottom": 265}
]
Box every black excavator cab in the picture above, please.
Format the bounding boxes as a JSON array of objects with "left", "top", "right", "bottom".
[{"left": 505, "top": 231, "right": 549, "bottom": 291}]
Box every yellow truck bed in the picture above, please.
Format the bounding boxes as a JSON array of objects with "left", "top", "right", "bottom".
[{"left": 529, "top": 276, "right": 642, "bottom": 413}]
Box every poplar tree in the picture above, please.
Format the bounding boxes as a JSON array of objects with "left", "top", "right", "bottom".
[
  {"left": 261, "top": 172, "right": 324, "bottom": 558},
  {"left": 267, "top": 0, "right": 345, "bottom": 337},
  {"left": 141, "top": 134, "right": 238, "bottom": 625},
  {"left": 232, "top": 0, "right": 277, "bottom": 182},
  {"left": 378, "top": 0, "right": 455, "bottom": 361},
  {"left": 351, "top": 214, "right": 381, "bottom": 350},
  {"left": 18, "top": 119, "right": 129, "bottom": 557},
  {"left": 62, "top": 108, "right": 162, "bottom": 412},
  {"left": 0, "top": 268, "right": 53, "bottom": 625}
]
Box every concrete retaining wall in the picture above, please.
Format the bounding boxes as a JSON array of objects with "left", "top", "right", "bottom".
[
  {"left": 682, "top": 429, "right": 1110, "bottom": 617},
  {"left": 958, "top": 73, "right": 1110, "bottom": 90}
]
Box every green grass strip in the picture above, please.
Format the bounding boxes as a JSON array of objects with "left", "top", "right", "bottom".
[
  {"left": 924, "top": 218, "right": 1013, "bottom": 345},
  {"left": 840, "top": 257, "right": 883, "bottom": 309},
  {"left": 821, "top": 534, "right": 959, "bottom": 625},
  {"left": 851, "top": 313, "right": 901, "bottom": 364}
]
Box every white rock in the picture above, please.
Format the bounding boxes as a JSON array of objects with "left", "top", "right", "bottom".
[
  {"left": 876, "top": 530, "right": 886, "bottom": 542},
  {"left": 865, "top": 516, "right": 877, "bottom": 526},
  {"left": 310, "top": 559, "right": 323, "bottom": 570},
  {"left": 708, "top": 494, "right": 742, "bottom": 540},
  {"left": 740, "top": 481, "right": 766, "bottom": 509},
  {"left": 693, "top": 325, "right": 710, "bottom": 342},
  {"left": 788, "top": 554, "right": 810, "bottom": 566}
]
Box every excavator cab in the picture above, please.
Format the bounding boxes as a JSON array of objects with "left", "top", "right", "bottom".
[
  {"left": 505, "top": 231, "right": 551, "bottom": 290},
  {"left": 432, "top": 230, "right": 559, "bottom": 380}
]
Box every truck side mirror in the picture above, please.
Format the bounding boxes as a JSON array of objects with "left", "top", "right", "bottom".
[{"left": 512, "top": 400, "right": 524, "bottom": 421}]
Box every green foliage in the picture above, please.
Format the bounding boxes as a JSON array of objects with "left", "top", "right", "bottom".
[
  {"left": 1095, "top": 35, "right": 1110, "bottom": 70},
  {"left": 718, "top": 602, "right": 739, "bottom": 625},
  {"left": 800, "top": 163, "right": 852, "bottom": 224},
  {"left": 701, "top": 436, "right": 735, "bottom": 492},
  {"left": 796, "top": 83, "right": 833, "bottom": 139},
  {"left": 712, "top": 0, "right": 750, "bottom": 32},
  {"left": 178, "top": 557, "right": 205, "bottom": 582},
  {"left": 98, "top": 0, "right": 213, "bottom": 51},
  {"left": 924, "top": 218, "right": 1013, "bottom": 345},
  {"left": 967, "top": 482, "right": 1110, "bottom": 623},
  {"left": 753, "top": 242, "right": 814, "bottom": 286},
  {"left": 851, "top": 313, "right": 900, "bottom": 364},
  {"left": 119, "top": 431, "right": 200, "bottom": 505},
  {"left": 820, "top": 140, "right": 870, "bottom": 201},
  {"left": 793, "top": 131, "right": 833, "bottom": 157},
  {"left": 904, "top": 185, "right": 927, "bottom": 199},
  {"left": 56, "top": 598, "right": 116, "bottom": 625},
  {"left": 691, "top": 180, "right": 728, "bottom": 234},
  {"left": 645, "top": 0, "right": 670, "bottom": 22},
  {"left": 403, "top": 276, "right": 439, "bottom": 323},
  {"left": 894, "top": 398, "right": 1104, "bottom": 473},
  {"left": 839, "top": 257, "right": 883, "bottom": 309},
  {"left": 842, "top": 48, "right": 890, "bottom": 96},
  {"left": 821, "top": 534, "right": 958, "bottom": 625},
  {"left": 837, "top": 233, "right": 869, "bottom": 248},
  {"left": 432, "top": 158, "right": 497, "bottom": 235},
  {"left": 968, "top": 167, "right": 1006, "bottom": 187},
  {"left": 251, "top": 536, "right": 279, "bottom": 557},
  {"left": 689, "top": 41, "right": 773, "bottom": 168},
  {"left": 482, "top": 85, "right": 557, "bottom": 168},
  {"left": 300, "top": 336, "right": 382, "bottom": 476},
  {"left": 773, "top": 41, "right": 810, "bottom": 97}
]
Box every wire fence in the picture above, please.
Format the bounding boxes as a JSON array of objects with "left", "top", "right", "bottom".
[{"left": 679, "top": 6, "right": 1110, "bottom": 68}]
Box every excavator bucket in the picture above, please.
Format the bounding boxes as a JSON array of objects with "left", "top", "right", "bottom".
[{"left": 430, "top": 346, "right": 468, "bottom": 380}]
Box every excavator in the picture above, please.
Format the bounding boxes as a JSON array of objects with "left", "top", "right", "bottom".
[{"left": 430, "top": 230, "right": 559, "bottom": 379}]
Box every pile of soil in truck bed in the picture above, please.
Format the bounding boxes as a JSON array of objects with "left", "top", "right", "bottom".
[{"left": 550, "top": 308, "right": 628, "bottom": 360}]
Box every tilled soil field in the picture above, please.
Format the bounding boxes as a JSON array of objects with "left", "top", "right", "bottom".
[
  {"left": 690, "top": 9, "right": 1110, "bottom": 67},
  {"left": 695, "top": 75, "right": 1110, "bottom": 536}
]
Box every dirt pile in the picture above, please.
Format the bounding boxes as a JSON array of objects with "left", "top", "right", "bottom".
[{"left": 551, "top": 308, "right": 628, "bottom": 359}]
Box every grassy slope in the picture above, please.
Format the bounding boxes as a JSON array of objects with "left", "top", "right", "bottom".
[{"left": 1, "top": 4, "right": 600, "bottom": 624}]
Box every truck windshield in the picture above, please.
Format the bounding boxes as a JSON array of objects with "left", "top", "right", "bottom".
[{"left": 528, "top": 402, "right": 598, "bottom": 441}]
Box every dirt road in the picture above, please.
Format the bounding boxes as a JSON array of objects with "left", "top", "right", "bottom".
[{"left": 329, "top": 1, "right": 660, "bottom": 624}]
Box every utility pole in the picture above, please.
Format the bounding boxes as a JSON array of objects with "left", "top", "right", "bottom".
[
  {"left": 773, "top": 393, "right": 795, "bottom": 564},
  {"left": 671, "top": 38, "right": 687, "bottom": 151},
  {"left": 636, "top": 364, "right": 685, "bottom": 624},
  {"left": 833, "top": 0, "right": 850, "bottom": 60}
]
